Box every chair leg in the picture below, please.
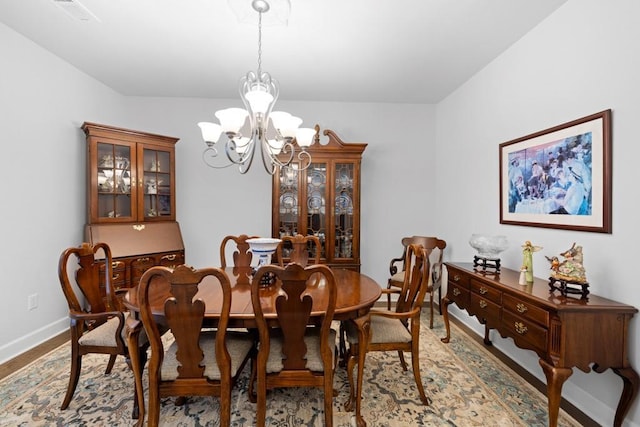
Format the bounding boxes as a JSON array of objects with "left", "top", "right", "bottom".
[
  {"left": 255, "top": 371, "right": 267, "bottom": 427},
  {"left": 344, "top": 348, "right": 357, "bottom": 412},
  {"left": 248, "top": 357, "right": 257, "bottom": 404},
  {"left": 429, "top": 292, "right": 435, "bottom": 330},
  {"left": 105, "top": 354, "right": 117, "bottom": 374},
  {"left": 411, "top": 341, "right": 428, "bottom": 405},
  {"left": 148, "top": 377, "right": 161, "bottom": 427},
  {"left": 397, "top": 350, "right": 408, "bottom": 371},
  {"left": 324, "top": 371, "right": 334, "bottom": 427},
  {"left": 220, "top": 382, "right": 232, "bottom": 427},
  {"left": 61, "top": 349, "right": 82, "bottom": 410}
]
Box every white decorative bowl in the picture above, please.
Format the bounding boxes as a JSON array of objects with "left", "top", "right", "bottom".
[
  {"left": 247, "top": 238, "right": 282, "bottom": 267},
  {"left": 469, "top": 234, "right": 508, "bottom": 259}
]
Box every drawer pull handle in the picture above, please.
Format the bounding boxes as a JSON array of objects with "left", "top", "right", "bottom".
[
  {"left": 453, "top": 274, "right": 460, "bottom": 282},
  {"left": 112, "top": 274, "right": 120, "bottom": 280},
  {"left": 112, "top": 262, "right": 119, "bottom": 268},
  {"left": 516, "top": 303, "right": 528, "bottom": 313},
  {"left": 132, "top": 224, "right": 145, "bottom": 231},
  {"left": 137, "top": 257, "right": 150, "bottom": 263},
  {"left": 479, "top": 287, "right": 488, "bottom": 295},
  {"left": 162, "top": 254, "right": 177, "bottom": 261},
  {"left": 515, "top": 322, "right": 528, "bottom": 335},
  {"left": 479, "top": 300, "right": 487, "bottom": 309},
  {"left": 453, "top": 288, "right": 461, "bottom": 296}
]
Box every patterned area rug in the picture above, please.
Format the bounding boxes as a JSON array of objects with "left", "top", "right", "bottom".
[{"left": 0, "top": 312, "right": 581, "bottom": 426}]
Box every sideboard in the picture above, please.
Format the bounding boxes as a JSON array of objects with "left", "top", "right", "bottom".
[{"left": 441, "top": 262, "right": 638, "bottom": 427}]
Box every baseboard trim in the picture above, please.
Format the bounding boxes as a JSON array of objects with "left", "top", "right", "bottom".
[{"left": 0, "top": 317, "right": 68, "bottom": 366}]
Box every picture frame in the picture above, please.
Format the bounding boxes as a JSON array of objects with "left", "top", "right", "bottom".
[{"left": 499, "top": 109, "right": 611, "bottom": 233}]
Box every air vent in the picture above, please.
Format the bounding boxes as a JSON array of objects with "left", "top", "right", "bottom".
[{"left": 52, "top": 0, "right": 100, "bottom": 22}]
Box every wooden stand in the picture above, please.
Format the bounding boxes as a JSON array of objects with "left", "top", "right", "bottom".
[
  {"left": 473, "top": 255, "right": 501, "bottom": 273},
  {"left": 549, "top": 277, "right": 590, "bottom": 299}
]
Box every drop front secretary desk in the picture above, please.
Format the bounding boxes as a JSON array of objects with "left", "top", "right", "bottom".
[
  {"left": 82, "top": 122, "right": 185, "bottom": 297},
  {"left": 441, "top": 262, "right": 638, "bottom": 427}
]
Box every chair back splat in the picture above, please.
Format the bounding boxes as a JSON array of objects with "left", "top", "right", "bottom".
[
  {"left": 276, "top": 234, "right": 322, "bottom": 266},
  {"left": 137, "top": 265, "right": 253, "bottom": 427},
  {"left": 387, "top": 235, "right": 447, "bottom": 328},
  {"left": 219, "top": 234, "right": 260, "bottom": 268},
  {"left": 249, "top": 262, "right": 337, "bottom": 427}
]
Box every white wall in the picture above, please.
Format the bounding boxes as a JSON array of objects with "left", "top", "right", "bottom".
[
  {"left": 436, "top": 1, "right": 640, "bottom": 425},
  {"left": 0, "top": 22, "right": 126, "bottom": 361}
]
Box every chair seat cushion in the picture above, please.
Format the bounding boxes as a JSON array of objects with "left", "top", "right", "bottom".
[
  {"left": 389, "top": 271, "right": 405, "bottom": 287},
  {"left": 346, "top": 315, "right": 412, "bottom": 345},
  {"left": 161, "top": 330, "right": 253, "bottom": 381},
  {"left": 266, "top": 328, "right": 336, "bottom": 374},
  {"left": 78, "top": 313, "right": 148, "bottom": 347}
]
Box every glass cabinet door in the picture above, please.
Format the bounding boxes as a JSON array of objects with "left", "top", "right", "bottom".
[
  {"left": 140, "top": 146, "right": 173, "bottom": 220},
  {"left": 95, "top": 141, "right": 135, "bottom": 221},
  {"left": 306, "top": 163, "right": 327, "bottom": 260},
  {"left": 334, "top": 162, "right": 355, "bottom": 259},
  {"left": 276, "top": 165, "right": 300, "bottom": 247}
]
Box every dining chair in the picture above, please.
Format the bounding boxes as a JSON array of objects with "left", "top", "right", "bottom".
[
  {"left": 276, "top": 233, "right": 321, "bottom": 266},
  {"left": 345, "top": 243, "right": 431, "bottom": 413},
  {"left": 248, "top": 262, "right": 337, "bottom": 427},
  {"left": 219, "top": 234, "right": 260, "bottom": 268},
  {"left": 58, "top": 242, "right": 146, "bottom": 419},
  {"left": 135, "top": 264, "right": 254, "bottom": 427},
  {"left": 387, "top": 236, "right": 446, "bottom": 328}
]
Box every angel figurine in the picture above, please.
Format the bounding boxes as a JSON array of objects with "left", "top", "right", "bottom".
[{"left": 521, "top": 240, "right": 543, "bottom": 284}]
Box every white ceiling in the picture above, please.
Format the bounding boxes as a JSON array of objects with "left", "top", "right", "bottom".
[{"left": 1, "top": 0, "right": 568, "bottom": 104}]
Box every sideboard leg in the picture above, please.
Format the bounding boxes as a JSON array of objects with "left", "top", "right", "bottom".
[
  {"left": 539, "top": 359, "right": 572, "bottom": 427},
  {"left": 441, "top": 297, "right": 452, "bottom": 343},
  {"left": 483, "top": 323, "right": 492, "bottom": 346},
  {"left": 612, "top": 367, "right": 639, "bottom": 427}
]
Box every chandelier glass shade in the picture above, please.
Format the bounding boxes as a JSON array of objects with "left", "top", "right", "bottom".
[{"left": 198, "top": 0, "right": 313, "bottom": 174}]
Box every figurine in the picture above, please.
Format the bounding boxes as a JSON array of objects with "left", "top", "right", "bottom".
[
  {"left": 521, "top": 240, "right": 543, "bottom": 284},
  {"left": 547, "top": 242, "right": 588, "bottom": 284}
]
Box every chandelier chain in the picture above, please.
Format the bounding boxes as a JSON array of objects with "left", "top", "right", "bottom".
[{"left": 257, "top": 11, "right": 263, "bottom": 78}]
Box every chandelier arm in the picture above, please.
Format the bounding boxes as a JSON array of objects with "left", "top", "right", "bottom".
[
  {"left": 296, "top": 149, "right": 312, "bottom": 171},
  {"left": 202, "top": 148, "right": 238, "bottom": 169},
  {"left": 259, "top": 139, "right": 278, "bottom": 175}
]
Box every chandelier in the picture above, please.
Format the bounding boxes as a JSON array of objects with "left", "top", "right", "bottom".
[{"left": 197, "top": 0, "right": 314, "bottom": 174}]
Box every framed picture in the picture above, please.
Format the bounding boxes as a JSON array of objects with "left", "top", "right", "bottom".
[{"left": 499, "top": 109, "right": 611, "bottom": 233}]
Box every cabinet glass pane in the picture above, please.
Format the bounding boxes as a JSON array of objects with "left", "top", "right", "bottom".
[
  {"left": 307, "top": 163, "right": 327, "bottom": 259},
  {"left": 277, "top": 166, "right": 300, "bottom": 239},
  {"left": 97, "top": 142, "right": 132, "bottom": 219},
  {"left": 334, "top": 163, "right": 354, "bottom": 258},
  {"left": 143, "top": 148, "right": 171, "bottom": 218}
]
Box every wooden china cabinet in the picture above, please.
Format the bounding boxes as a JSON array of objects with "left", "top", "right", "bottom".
[
  {"left": 82, "top": 122, "right": 185, "bottom": 294},
  {"left": 272, "top": 127, "right": 367, "bottom": 271}
]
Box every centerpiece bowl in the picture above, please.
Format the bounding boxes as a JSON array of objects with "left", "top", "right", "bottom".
[
  {"left": 469, "top": 234, "right": 509, "bottom": 260},
  {"left": 247, "top": 238, "right": 282, "bottom": 268}
]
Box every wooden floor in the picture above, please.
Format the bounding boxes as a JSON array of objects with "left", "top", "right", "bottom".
[{"left": 0, "top": 312, "right": 598, "bottom": 426}]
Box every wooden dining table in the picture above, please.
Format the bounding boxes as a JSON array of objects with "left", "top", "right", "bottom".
[{"left": 123, "top": 266, "right": 382, "bottom": 426}]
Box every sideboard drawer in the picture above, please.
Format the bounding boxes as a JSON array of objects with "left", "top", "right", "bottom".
[
  {"left": 502, "top": 309, "right": 548, "bottom": 354},
  {"left": 470, "top": 279, "right": 502, "bottom": 305},
  {"left": 470, "top": 292, "right": 501, "bottom": 325},
  {"left": 447, "top": 266, "right": 470, "bottom": 289},
  {"left": 448, "top": 281, "right": 470, "bottom": 308},
  {"left": 503, "top": 294, "right": 550, "bottom": 327}
]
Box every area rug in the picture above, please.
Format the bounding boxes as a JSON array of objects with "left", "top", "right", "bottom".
[{"left": 0, "top": 312, "right": 581, "bottom": 426}]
